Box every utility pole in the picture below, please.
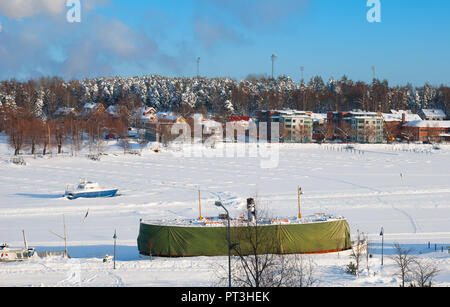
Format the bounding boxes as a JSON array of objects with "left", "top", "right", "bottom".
[
  {"left": 300, "top": 66, "right": 304, "bottom": 84},
  {"left": 271, "top": 54, "right": 277, "bottom": 80},
  {"left": 197, "top": 57, "right": 201, "bottom": 78}
]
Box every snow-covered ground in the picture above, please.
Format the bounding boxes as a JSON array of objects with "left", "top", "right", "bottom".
[{"left": 0, "top": 135, "right": 449, "bottom": 287}]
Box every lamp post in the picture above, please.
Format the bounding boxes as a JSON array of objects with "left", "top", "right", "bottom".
[
  {"left": 113, "top": 230, "right": 117, "bottom": 270},
  {"left": 215, "top": 201, "right": 231, "bottom": 288},
  {"left": 380, "top": 227, "right": 384, "bottom": 266}
]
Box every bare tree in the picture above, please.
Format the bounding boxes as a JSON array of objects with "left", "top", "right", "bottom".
[
  {"left": 51, "top": 119, "right": 66, "bottom": 155},
  {"left": 335, "top": 122, "right": 355, "bottom": 143},
  {"left": 24, "top": 115, "right": 44, "bottom": 157},
  {"left": 391, "top": 243, "right": 415, "bottom": 287},
  {"left": 347, "top": 231, "right": 365, "bottom": 276},
  {"left": 5, "top": 107, "right": 27, "bottom": 156},
  {"left": 363, "top": 125, "right": 378, "bottom": 143},
  {"left": 215, "top": 201, "right": 318, "bottom": 288},
  {"left": 401, "top": 128, "right": 416, "bottom": 144},
  {"left": 409, "top": 259, "right": 441, "bottom": 287},
  {"left": 364, "top": 233, "right": 371, "bottom": 275},
  {"left": 40, "top": 121, "right": 53, "bottom": 156},
  {"left": 283, "top": 255, "right": 318, "bottom": 287},
  {"left": 317, "top": 121, "right": 334, "bottom": 142},
  {"left": 230, "top": 219, "right": 280, "bottom": 287}
]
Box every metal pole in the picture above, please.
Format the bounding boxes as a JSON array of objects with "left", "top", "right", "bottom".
[
  {"left": 271, "top": 54, "right": 276, "bottom": 79},
  {"left": 63, "top": 215, "right": 68, "bottom": 257},
  {"left": 113, "top": 230, "right": 117, "bottom": 270},
  {"left": 300, "top": 66, "right": 304, "bottom": 83},
  {"left": 197, "top": 57, "right": 200, "bottom": 78},
  {"left": 216, "top": 201, "right": 231, "bottom": 288},
  {"left": 380, "top": 227, "right": 384, "bottom": 266},
  {"left": 227, "top": 209, "right": 231, "bottom": 288}
]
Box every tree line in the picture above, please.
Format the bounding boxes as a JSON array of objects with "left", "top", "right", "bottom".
[
  {"left": 1, "top": 76, "right": 449, "bottom": 120},
  {"left": 0, "top": 104, "right": 134, "bottom": 156}
]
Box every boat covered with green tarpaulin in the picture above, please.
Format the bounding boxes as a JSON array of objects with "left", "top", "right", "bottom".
[{"left": 137, "top": 216, "right": 352, "bottom": 257}]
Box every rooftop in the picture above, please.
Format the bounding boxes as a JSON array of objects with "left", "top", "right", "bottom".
[
  {"left": 382, "top": 110, "right": 422, "bottom": 122},
  {"left": 404, "top": 120, "right": 450, "bottom": 128},
  {"left": 421, "top": 109, "right": 447, "bottom": 118}
]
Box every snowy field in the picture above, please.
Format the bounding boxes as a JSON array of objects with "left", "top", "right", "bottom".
[{"left": 0, "top": 134, "right": 449, "bottom": 287}]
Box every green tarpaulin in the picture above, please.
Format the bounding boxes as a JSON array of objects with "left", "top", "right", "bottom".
[{"left": 137, "top": 219, "right": 352, "bottom": 257}]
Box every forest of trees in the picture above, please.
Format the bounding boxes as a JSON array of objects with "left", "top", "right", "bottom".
[
  {"left": 0, "top": 103, "right": 132, "bottom": 157},
  {"left": 1, "top": 75, "right": 449, "bottom": 120}
]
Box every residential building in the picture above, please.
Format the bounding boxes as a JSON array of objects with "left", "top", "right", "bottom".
[
  {"left": 256, "top": 110, "right": 313, "bottom": 143},
  {"left": 403, "top": 120, "right": 450, "bottom": 143},
  {"left": 54, "top": 107, "right": 77, "bottom": 118},
  {"left": 382, "top": 110, "right": 422, "bottom": 141},
  {"left": 81, "top": 103, "right": 105, "bottom": 117},
  {"left": 419, "top": 109, "right": 447, "bottom": 121},
  {"left": 328, "top": 111, "right": 384, "bottom": 143},
  {"left": 310, "top": 113, "right": 328, "bottom": 142}
]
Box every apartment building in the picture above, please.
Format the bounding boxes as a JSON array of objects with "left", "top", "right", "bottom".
[{"left": 256, "top": 110, "right": 313, "bottom": 143}]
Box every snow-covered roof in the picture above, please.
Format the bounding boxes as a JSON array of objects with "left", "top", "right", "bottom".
[
  {"left": 106, "top": 105, "right": 119, "bottom": 115},
  {"left": 353, "top": 116, "right": 383, "bottom": 120},
  {"left": 54, "top": 107, "right": 75, "bottom": 116},
  {"left": 349, "top": 111, "right": 380, "bottom": 117},
  {"left": 156, "top": 112, "right": 181, "bottom": 121},
  {"left": 202, "top": 120, "right": 222, "bottom": 130},
  {"left": 260, "top": 109, "right": 311, "bottom": 116},
  {"left": 421, "top": 109, "right": 446, "bottom": 119},
  {"left": 382, "top": 110, "right": 421, "bottom": 122},
  {"left": 83, "top": 103, "right": 99, "bottom": 109},
  {"left": 404, "top": 120, "right": 450, "bottom": 128},
  {"left": 137, "top": 106, "right": 157, "bottom": 120},
  {"left": 310, "top": 113, "right": 327, "bottom": 123}
]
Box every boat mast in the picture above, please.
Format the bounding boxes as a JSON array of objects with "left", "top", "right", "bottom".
[
  {"left": 22, "top": 229, "right": 28, "bottom": 250},
  {"left": 198, "top": 188, "right": 203, "bottom": 221}
]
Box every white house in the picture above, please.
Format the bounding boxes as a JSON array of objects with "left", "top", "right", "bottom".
[{"left": 419, "top": 109, "right": 447, "bottom": 121}]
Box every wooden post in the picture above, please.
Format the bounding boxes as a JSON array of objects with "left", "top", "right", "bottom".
[
  {"left": 198, "top": 188, "right": 203, "bottom": 221},
  {"left": 298, "top": 187, "right": 302, "bottom": 219}
]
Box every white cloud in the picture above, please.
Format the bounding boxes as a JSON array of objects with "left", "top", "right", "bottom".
[
  {"left": 0, "top": 0, "right": 65, "bottom": 18},
  {"left": 193, "top": 17, "right": 244, "bottom": 50},
  {"left": 0, "top": 0, "right": 109, "bottom": 19}
]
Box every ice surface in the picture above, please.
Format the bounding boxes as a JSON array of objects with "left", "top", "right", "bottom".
[{"left": 0, "top": 136, "right": 449, "bottom": 286}]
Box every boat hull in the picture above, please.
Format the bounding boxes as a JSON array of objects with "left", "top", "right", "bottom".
[
  {"left": 67, "top": 189, "right": 118, "bottom": 200},
  {"left": 0, "top": 249, "right": 35, "bottom": 263}
]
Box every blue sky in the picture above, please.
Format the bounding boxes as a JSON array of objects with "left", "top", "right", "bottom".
[{"left": 0, "top": 0, "right": 449, "bottom": 86}]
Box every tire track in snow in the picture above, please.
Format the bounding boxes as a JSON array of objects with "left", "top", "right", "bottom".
[{"left": 307, "top": 174, "right": 419, "bottom": 233}]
